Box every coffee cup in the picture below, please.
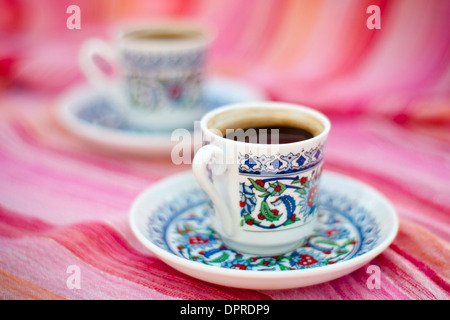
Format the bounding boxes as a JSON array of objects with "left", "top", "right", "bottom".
[
  {"left": 79, "top": 21, "right": 213, "bottom": 131},
  {"left": 192, "top": 102, "right": 331, "bottom": 255}
]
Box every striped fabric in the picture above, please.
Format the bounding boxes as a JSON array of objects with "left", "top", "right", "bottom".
[{"left": 1, "top": 0, "right": 449, "bottom": 300}]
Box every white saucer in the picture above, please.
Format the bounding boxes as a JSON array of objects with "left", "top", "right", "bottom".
[
  {"left": 57, "top": 76, "right": 267, "bottom": 155},
  {"left": 129, "top": 170, "right": 398, "bottom": 290}
]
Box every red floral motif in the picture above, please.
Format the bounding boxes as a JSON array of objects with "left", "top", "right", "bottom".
[
  {"left": 326, "top": 229, "right": 338, "bottom": 237},
  {"left": 169, "top": 83, "right": 182, "bottom": 99},
  {"left": 257, "top": 209, "right": 279, "bottom": 221},
  {"left": 255, "top": 180, "right": 265, "bottom": 187},
  {"left": 188, "top": 235, "right": 209, "bottom": 245},
  {"left": 307, "top": 186, "right": 318, "bottom": 207},
  {"left": 296, "top": 254, "right": 318, "bottom": 266},
  {"left": 245, "top": 219, "right": 254, "bottom": 225}
]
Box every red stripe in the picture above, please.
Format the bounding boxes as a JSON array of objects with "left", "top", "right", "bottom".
[
  {"left": 0, "top": 206, "right": 54, "bottom": 237},
  {"left": 47, "top": 222, "right": 272, "bottom": 300},
  {"left": 9, "top": 118, "right": 164, "bottom": 181},
  {"left": 0, "top": 207, "right": 272, "bottom": 300},
  {"left": 390, "top": 243, "right": 450, "bottom": 293}
]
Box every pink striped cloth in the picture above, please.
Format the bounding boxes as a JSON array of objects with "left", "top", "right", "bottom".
[{"left": 1, "top": 0, "right": 449, "bottom": 300}]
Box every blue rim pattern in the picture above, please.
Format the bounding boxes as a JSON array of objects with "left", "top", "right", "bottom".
[{"left": 75, "top": 85, "right": 235, "bottom": 133}]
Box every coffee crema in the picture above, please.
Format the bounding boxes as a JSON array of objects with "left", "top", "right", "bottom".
[
  {"left": 124, "top": 29, "right": 203, "bottom": 41},
  {"left": 223, "top": 125, "right": 314, "bottom": 144}
]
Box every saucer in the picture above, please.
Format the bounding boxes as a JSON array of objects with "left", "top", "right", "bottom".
[
  {"left": 129, "top": 170, "right": 398, "bottom": 290},
  {"left": 57, "top": 76, "right": 267, "bottom": 155}
]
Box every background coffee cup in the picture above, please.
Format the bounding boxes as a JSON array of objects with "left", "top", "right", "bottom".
[
  {"left": 192, "top": 102, "right": 331, "bottom": 256},
  {"left": 79, "top": 21, "right": 213, "bottom": 131}
]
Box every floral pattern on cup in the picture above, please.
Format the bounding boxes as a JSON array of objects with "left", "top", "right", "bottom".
[
  {"left": 124, "top": 65, "right": 203, "bottom": 112},
  {"left": 120, "top": 48, "right": 205, "bottom": 112},
  {"left": 239, "top": 168, "right": 322, "bottom": 231}
]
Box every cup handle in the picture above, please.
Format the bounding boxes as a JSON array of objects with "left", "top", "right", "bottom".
[
  {"left": 78, "top": 38, "right": 130, "bottom": 113},
  {"left": 78, "top": 38, "right": 118, "bottom": 88},
  {"left": 192, "top": 144, "right": 234, "bottom": 236}
]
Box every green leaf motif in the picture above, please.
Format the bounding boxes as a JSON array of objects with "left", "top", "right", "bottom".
[
  {"left": 283, "top": 217, "right": 300, "bottom": 226},
  {"left": 342, "top": 238, "right": 357, "bottom": 247},
  {"left": 315, "top": 239, "right": 338, "bottom": 246},
  {"left": 269, "top": 182, "right": 287, "bottom": 196},
  {"left": 278, "top": 182, "right": 287, "bottom": 194},
  {"left": 243, "top": 214, "right": 260, "bottom": 225},
  {"left": 249, "top": 178, "right": 267, "bottom": 192},
  {"left": 209, "top": 252, "right": 230, "bottom": 263},
  {"left": 295, "top": 188, "right": 307, "bottom": 195},
  {"left": 260, "top": 201, "right": 282, "bottom": 222},
  {"left": 279, "top": 264, "right": 293, "bottom": 271}
]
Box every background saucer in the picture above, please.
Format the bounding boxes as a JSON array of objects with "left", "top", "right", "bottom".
[
  {"left": 57, "top": 76, "right": 267, "bottom": 155},
  {"left": 129, "top": 170, "right": 398, "bottom": 290}
]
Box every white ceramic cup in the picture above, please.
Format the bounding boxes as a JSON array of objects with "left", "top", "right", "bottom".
[
  {"left": 79, "top": 21, "right": 213, "bottom": 131},
  {"left": 192, "top": 102, "right": 331, "bottom": 255}
]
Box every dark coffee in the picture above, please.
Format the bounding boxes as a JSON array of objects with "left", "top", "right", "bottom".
[
  {"left": 124, "top": 29, "right": 201, "bottom": 41},
  {"left": 223, "top": 125, "right": 314, "bottom": 144}
]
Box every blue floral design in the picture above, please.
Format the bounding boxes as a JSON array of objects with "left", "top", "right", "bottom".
[
  {"left": 239, "top": 182, "right": 257, "bottom": 216},
  {"left": 317, "top": 227, "right": 350, "bottom": 240},
  {"left": 289, "top": 249, "right": 325, "bottom": 269}
]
